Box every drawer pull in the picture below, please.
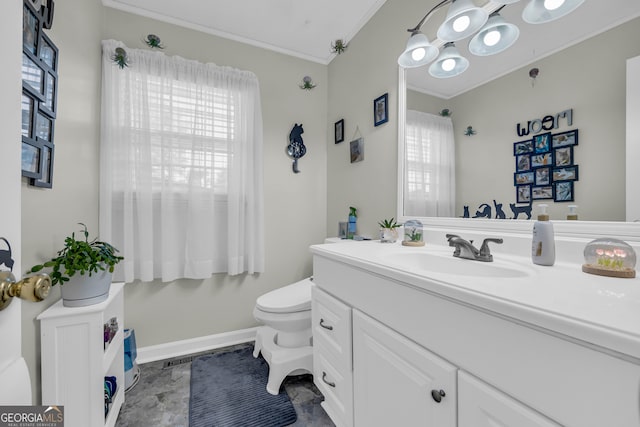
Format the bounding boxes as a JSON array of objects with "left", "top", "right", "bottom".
[
  {"left": 322, "top": 371, "right": 336, "bottom": 388},
  {"left": 319, "top": 318, "right": 334, "bottom": 330},
  {"left": 431, "top": 389, "right": 446, "bottom": 403}
]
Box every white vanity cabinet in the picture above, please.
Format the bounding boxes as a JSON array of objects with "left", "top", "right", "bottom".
[
  {"left": 38, "top": 283, "right": 125, "bottom": 427},
  {"left": 352, "top": 310, "right": 456, "bottom": 427},
  {"left": 458, "top": 371, "right": 560, "bottom": 427},
  {"left": 311, "top": 249, "right": 640, "bottom": 427},
  {"left": 312, "top": 285, "right": 353, "bottom": 427}
]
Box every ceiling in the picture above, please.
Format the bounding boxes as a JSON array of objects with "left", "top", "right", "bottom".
[
  {"left": 101, "top": 0, "right": 387, "bottom": 64},
  {"left": 102, "top": 0, "right": 640, "bottom": 99}
]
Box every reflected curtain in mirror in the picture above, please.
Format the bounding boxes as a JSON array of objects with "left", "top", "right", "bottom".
[
  {"left": 100, "top": 40, "right": 264, "bottom": 283},
  {"left": 404, "top": 111, "right": 455, "bottom": 217}
]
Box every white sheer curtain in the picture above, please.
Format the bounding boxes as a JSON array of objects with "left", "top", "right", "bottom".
[
  {"left": 404, "top": 110, "right": 456, "bottom": 217},
  {"left": 100, "top": 40, "right": 264, "bottom": 283}
]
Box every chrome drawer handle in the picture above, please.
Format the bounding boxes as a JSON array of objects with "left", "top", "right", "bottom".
[
  {"left": 319, "top": 318, "right": 333, "bottom": 330},
  {"left": 322, "top": 371, "right": 336, "bottom": 388}
]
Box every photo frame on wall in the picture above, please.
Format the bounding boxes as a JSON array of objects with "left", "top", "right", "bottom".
[
  {"left": 350, "top": 137, "right": 364, "bottom": 163},
  {"left": 516, "top": 185, "right": 531, "bottom": 204},
  {"left": 554, "top": 146, "right": 573, "bottom": 167},
  {"left": 552, "top": 129, "right": 578, "bottom": 148},
  {"left": 513, "top": 139, "right": 533, "bottom": 155},
  {"left": 334, "top": 119, "right": 344, "bottom": 143},
  {"left": 21, "top": 0, "right": 57, "bottom": 188},
  {"left": 555, "top": 181, "right": 574, "bottom": 202},
  {"left": 552, "top": 165, "right": 579, "bottom": 182},
  {"left": 514, "top": 171, "right": 534, "bottom": 186},
  {"left": 533, "top": 132, "right": 551, "bottom": 153},
  {"left": 373, "top": 93, "right": 388, "bottom": 126},
  {"left": 532, "top": 186, "right": 554, "bottom": 200},
  {"left": 515, "top": 154, "right": 531, "bottom": 172},
  {"left": 535, "top": 167, "right": 551, "bottom": 185},
  {"left": 513, "top": 127, "right": 580, "bottom": 203}
]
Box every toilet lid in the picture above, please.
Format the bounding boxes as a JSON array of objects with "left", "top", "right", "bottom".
[{"left": 256, "top": 278, "right": 312, "bottom": 313}]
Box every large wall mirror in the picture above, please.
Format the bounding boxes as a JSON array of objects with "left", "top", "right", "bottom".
[{"left": 397, "top": 1, "right": 640, "bottom": 240}]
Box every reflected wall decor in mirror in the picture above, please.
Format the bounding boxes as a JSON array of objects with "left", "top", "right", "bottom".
[{"left": 397, "top": 0, "right": 640, "bottom": 229}]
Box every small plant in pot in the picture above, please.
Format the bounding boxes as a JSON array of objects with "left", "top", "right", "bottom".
[
  {"left": 28, "top": 223, "right": 124, "bottom": 307},
  {"left": 378, "top": 218, "right": 401, "bottom": 243}
]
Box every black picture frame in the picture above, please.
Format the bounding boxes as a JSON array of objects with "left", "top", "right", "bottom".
[
  {"left": 535, "top": 167, "right": 551, "bottom": 185},
  {"left": 32, "top": 141, "right": 54, "bottom": 188},
  {"left": 555, "top": 181, "right": 574, "bottom": 202},
  {"left": 514, "top": 171, "right": 534, "bottom": 186},
  {"left": 335, "top": 119, "right": 344, "bottom": 144},
  {"left": 552, "top": 165, "right": 579, "bottom": 182},
  {"left": 532, "top": 185, "right": 554, "bottom": 200},
  {"left": 21, "top": 0, "right": 57, "bottom": 187},
  {"left": 515, "top": 154, "right": 531, "bottom": 172},
  {"left": 531, "top": 152, "right": 553, "bottom": 168},
  {"left": 374, "top": 93, "right": 388, "bottom": 127},
  {"left": 554, "top": 146, "right": 573, "bottom": 167},
  {"left": 552, "top": 129, "right": 579, "bottom": 148},
  {"left": 21, "top": 140, "right": 41, "bottom": 178},
  {"left": 533, "top": 132, "right": 551, "bottom": 153},
  {"left": 516, "top": 185, "right": 531, "bottom": 204},
  {"left": 513, "top": 139, "right": 533, "bottom": 155},
  {"left": 23, "top": 3, "right": 39, "bottom": 55}
]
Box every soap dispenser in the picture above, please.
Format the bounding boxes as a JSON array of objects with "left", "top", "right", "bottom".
[
  {"left": 567, "top": 205, "right": 578, "bottom": 220},
  {"left": 532, "top": 204, "right": 555, "bottom": 266}
]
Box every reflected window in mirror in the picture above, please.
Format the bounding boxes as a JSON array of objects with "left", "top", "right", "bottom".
[{"left": 404, "top": 111, "right": 455, "bottom": 217}]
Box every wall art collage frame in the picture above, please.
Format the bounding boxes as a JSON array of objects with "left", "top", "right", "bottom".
[
  {"left": 22, "top": 0, "right": 57, "bottom": 188},
  {"left": 513, "top": 129, "right": 579, "bottom": 203}
]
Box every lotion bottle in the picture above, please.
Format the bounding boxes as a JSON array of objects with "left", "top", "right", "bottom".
[{"left": 532, "top": 204, "right": 555, "bottom": 266}]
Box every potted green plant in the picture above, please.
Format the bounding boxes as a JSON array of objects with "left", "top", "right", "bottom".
[
  {"left": 28, "top": 223, "right": 124, "bottom": 307},
  {"left": 378, "top": 218, "right": 401, "bottom": 243}
]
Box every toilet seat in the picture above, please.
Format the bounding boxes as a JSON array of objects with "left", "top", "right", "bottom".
[{"left": 256, "top": 278, "right": 312, "bottom": 313}]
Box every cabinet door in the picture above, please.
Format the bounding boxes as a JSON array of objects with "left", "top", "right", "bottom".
[
  {"left": 352, "top": 310, "right": 456, "bottom": 427},
  {"left": 459, "top": 371, "right": 561, "bottom": 427}
]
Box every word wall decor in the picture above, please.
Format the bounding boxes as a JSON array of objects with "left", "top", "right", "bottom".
[{"left": 513, "top": 109, "right": 579, "bottom": 203}]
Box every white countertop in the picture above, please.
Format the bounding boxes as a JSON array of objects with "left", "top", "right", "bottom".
[{"left": 310, "top": 240, "right": 640, "bottom": 361}]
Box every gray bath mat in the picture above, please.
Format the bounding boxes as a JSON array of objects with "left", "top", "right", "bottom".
[{"left": 189, "top": 346, "right": 297, "bottom": 427}]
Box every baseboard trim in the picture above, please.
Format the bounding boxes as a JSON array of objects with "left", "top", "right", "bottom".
[{"left": 136, "top": 327, "right": 258, "bottom": 364}]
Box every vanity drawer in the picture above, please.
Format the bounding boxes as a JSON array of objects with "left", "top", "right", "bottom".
[
  {"left": 314, "top": 341, "right": 353, "bottom": 427},
  {"left": 312, "top": 286, "right": 352, "bottom": 370}
]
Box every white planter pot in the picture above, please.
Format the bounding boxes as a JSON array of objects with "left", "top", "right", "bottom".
[
  {"left": 380, "top": 228, "right": 399, "bottom": 243},
  {"left": 60, "top": 269, "right": 112, "bottom": 307}
]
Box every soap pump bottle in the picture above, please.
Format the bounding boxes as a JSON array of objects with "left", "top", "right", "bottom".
[
  {"left": 567, "top": 205, "right": 578, "bottom": 220},
  {"left": 532, "top": 204, "right": 555, "bottom": 266}
]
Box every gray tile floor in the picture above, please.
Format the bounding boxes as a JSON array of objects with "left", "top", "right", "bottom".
[{"left": 115, "top": 343, "right": 335, "bottom": 427}]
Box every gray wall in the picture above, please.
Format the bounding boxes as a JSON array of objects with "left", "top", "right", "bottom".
[{"left": 21, "top": 0, "right": 327, "bottom": 402}]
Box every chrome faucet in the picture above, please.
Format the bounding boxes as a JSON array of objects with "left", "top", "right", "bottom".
[{"left": 446, "top": 234, "right": 503, "bottom": 262}]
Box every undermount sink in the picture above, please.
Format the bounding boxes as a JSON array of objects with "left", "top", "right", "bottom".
[{"left": 384, "top": 251, "right": 531, "bottom": 278}]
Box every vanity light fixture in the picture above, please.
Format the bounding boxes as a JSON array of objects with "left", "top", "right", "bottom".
[
  {"left": 398, "top": 0, "right": 584, "bottom": 77},
  {"left": 397, "top": 31, "right": 439, "bottom": 68},
  {"left": 429, "top": 42, "right": 469, "bottom": 78},
  {"left": 468, "top": 9, "right": 520, "bottom": 56},
  {"left": 437, "top": 0, "right": 489, "bottom": 42},
  {"left": 522, "top": 0, "right": 585, "bottom": 24}
]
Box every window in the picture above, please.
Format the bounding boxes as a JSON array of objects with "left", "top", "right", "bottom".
[
  {"left": 404, "top": 111, "right": 456, "bottom": 217},
  {"left": 100, "top": 40, "right": 264, "bottom": 282}
]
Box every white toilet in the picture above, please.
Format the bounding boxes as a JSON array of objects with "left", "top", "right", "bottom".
[{"left": 253, "top": 277, "right": 313, "bottom": 395}]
